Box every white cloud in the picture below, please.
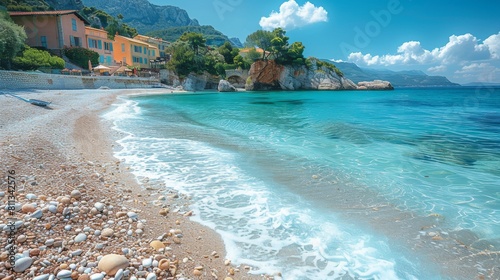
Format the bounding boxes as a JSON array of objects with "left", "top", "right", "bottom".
[
  {"left": 259, "top": 0, "right": 328, "bottom": 31},
  {"left": 345, "top": 32, "right": 500, "bottom": 83},
  {"left": 484, "top": 32, "right": 500, "bottom": 59},
  {"left": 348, "top": 33, "right": 495, "bottom": 67},
  {"left": 454, "top": 63, "right": 499, "bottom": 82},
  {"left": 427, "top": 65, "right": 447, "bottom": 73}
]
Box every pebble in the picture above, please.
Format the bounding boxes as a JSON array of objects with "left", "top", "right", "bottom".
[
  {"left": 48, "top": 205, "right": 57, "bottom": 213},
  {"left": 29, "top": 209, "right": 43, "bottom": 219},
  {"left": 71, "top": 190, "right": 82, "bottom": 198},
  {"left": 149, "top": 240, "right": 165, "bottom": 250},
  {"left": 78, "top": 275, "right": 90, "bottom": 280},
  {"left": 142, "top": 258, "right": 152, "bottom": 267},
  {"left": 64, "top": 225, "right": 72, "bottom": 231},
  {"left": 146, "top": 273, "right": 157, "bottom": 280},
  {"left": 101, "top": 228, "right": 114, "bottom": 237},
  {"left": 21, "top": 204, "right": 36, "bottom": 214},
  {"left": 158, "top": 259, "right": 169, "bottom": 270},
  {"left": 89, "top": 273, "right": 105, "bottom": 280},
  {"left": 71, "top": 249, "right": 83, "bottom": 256},
  {"left": 74, "top": 233, "right": 87, "bottom": 243},
  {"left": 60, "top": 196, "right": 71, "bottom": 205},
  {"left": 94, "top": 202, "right": 105, "bottom": 211},
  {"left": 26, "top": 193, "right": 37, "bottom": 200},
  {"left": 97, "top": 254, "right": 129, "bottom": 276},
  {"left": 14, "top": 256, "right": 33, "bottom": 272},
  {"left": 127, "top": 212, "right": 138, "bottom": 221},
  {"left": 33, "top": 274, "right": 50, "bottom": 280},
  {"left": 45, "top": 239, "right": 54, "bottom": 246},
  {"left": 56, "top": 270, "right": 72, "bottom": 278},
  {"left": 114, "top": 269, "right": 124, "bottom": 280},
  {"left": 17, "top": 234, "right": 27, "bottom": 243},
  {"left": 193, "top": 269, "right": 202, "bottom": 276}
]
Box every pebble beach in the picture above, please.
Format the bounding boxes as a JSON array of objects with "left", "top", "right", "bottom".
[{"left": 0, "top": 89, "right": 263, "bottom": 280}]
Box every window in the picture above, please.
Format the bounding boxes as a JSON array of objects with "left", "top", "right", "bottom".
[
  {"left": 143, "top": 48, "right": 147, "bottom": 54},
  {"left": 152, "top": 50, "right": 155, "bottom": 57},
  {"left": 106, "top": 56, "right": 112, "bottom": 65},
  {"left": 41, "top": 36, "right": 47, "bottom": 48},
  {"left": 99, "top": 55, "right": 104, "bottom": 63},
  {"left": 97, "top": 40, "right": 102, "bottom": 50},
  {"left": 72, "top": 19, "right": 77, "bottom": 31},
  {"left": 133, "top": 45, "right": 142, "bottom": 53},
  {"left": 73, "top": 37, "right": 81, "bottom": 47},
  {"left": 121, "top": 43, "right": 125, "bottom": 52},
  {"left": 104, "top": 42, "right": 113, "bottom": 52},
  {"left": 88, "top": 38, "right": 98, "bottom": 49}
]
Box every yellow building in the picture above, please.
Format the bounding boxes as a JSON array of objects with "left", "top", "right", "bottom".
[
  {"left": 85, "top": 27, "right": 114, "bottom": 66},
  {"left": 134, "top": 35, "right": 170, "bottom": 58},
  {"left": 113, "top": 35, "right": 159, "bottom": 68}
]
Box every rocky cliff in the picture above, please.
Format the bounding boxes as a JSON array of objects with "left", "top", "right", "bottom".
[
  {"left": 82, "top": 0, "right": 199, "bottom": 33},
  {"left": 245, "top": 60, "right": 368, "bottom": 91},
  {"left": 45, "top": 0, "right": 83, "bottom": 10}
]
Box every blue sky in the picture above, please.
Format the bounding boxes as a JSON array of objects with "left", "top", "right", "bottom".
[{"left": 149, "top": 0, "right": 500, "bottom": 83}]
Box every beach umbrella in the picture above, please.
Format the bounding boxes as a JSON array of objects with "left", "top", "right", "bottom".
[{"left": 93, "top": 65, "right": 111, "bottom": 70}]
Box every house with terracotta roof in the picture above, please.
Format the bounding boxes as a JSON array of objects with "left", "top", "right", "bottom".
[
  {"left": 9, "top": 10, "right": 90, "bottom": 50},
  {"left": 113, "top": 34, "right": 159, "bottom": 68},
  {"left": 85, "top": 26, "right": 114, "bottom": 66}
]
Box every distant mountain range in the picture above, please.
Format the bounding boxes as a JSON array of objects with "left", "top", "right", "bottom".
[
  {"left": 81, "top": 0, "right": 241, "bottom": 47},
  {"left": 82, "top": 0, "right": 198, "bottom": 32},
  {"left": 332, "top": 61, "right": 460, "bottom": 87}
]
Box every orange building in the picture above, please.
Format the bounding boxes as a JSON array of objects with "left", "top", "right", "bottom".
[
  {"left": 113, "top": 35, "right": 159, "bottom": 68},
  {"left": 85, "top": 26, "right": 114, "bottom": 66},
  {"left": 9, "top": 10, "right": 89, "bottom": 50}
]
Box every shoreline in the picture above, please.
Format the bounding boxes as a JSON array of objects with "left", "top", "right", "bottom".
[{"left": 0, "top": 89, "right": 264, "bottom": 279}]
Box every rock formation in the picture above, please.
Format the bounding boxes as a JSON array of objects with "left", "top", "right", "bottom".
[
  {"left": 245, "top": 60, "right": 360, "bottom": 91},
  {"left": 357, "top": 80, "right": 394, "bottom": 90},
  {"left": 218, "top": 80, "right": 237, "bottom": 92},
  {"left": 244, "top": 60, "right": 393, "bottom": 91},
  {"left": 82, "top": 0, "right": 199, "bottom": 33}
]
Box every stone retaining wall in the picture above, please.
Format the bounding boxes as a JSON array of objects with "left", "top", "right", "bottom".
[{"left": 0, "top": 71, "right": 160, "bottom": 90}]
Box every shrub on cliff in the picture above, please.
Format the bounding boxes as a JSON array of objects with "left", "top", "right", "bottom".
[
  {"left": 64, "top": 47, "right": 99, "bottom": 69},
  {"left": 12, "top": 46, "right": 64, "bottom": 70}
]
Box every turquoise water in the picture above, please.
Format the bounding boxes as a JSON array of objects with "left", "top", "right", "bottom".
[{"left": 105, "top": 88, "right": 500, "bottom": 279}]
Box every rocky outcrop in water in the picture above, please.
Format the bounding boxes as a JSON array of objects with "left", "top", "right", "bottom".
[
  {"left": 218, "top": 80, "right": 237, "bottom": 92},
  {"left": 245, "top": 60, "right": 361, "bottom": 91},
  {"left": 244, "top": 60, "right": 393, "bottom": 91},
  {"left": 159, "top": 69, "right": 218, "bottom": 91},
  {"left": 358, "top": 80, "right": 394, "bottom": 90}
]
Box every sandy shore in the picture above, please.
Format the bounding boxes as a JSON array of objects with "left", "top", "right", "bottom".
[{"left": 0, "top": 89, "right": 265, "bottom": 279}]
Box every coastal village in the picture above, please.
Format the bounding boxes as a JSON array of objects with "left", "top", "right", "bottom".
[{"left": 8, "top": 9, "right": 170, "bottom": 75}]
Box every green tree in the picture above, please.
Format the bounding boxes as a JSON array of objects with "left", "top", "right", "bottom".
[
  {"left": 270, "top": 28, "right": 289, "bottom": 59},
  {"left": 167, "top": 41, "right": 196, "bottom": 77},
  {"left": 245, "top": 30, "right": 274, "bottom": 60},
  {"left": 204, "top": 49, "right": 225, "bottom": 76},
  {"left": 0, "top": 11, "right": 27, "bottom": 69},
  {"left": 12, "top": 46, "right": 64, "bottom": 70},
  {"left": 217, "top": 41, "right": 239, "bottom": 64},
  {"left": 179, "top": 32, "right": 206, "bottom": 55}
]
